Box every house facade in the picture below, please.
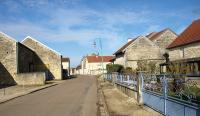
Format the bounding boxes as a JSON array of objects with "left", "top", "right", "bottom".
[
  {"left": 164, "top": 19, "right": 200, "bottom": 76},
  {"left": 81, "top": 55, "right": 114, "bottom": 75},
  {"left": 147, "top": 28, "right": 177, "bottom": 53},
  {"left": 113, "top": 36, "right": 163, "bottom": 71},
  {"left": 22, "top": 36, "right": 63, "bottom": 80},
  {"left": 167, "top": 19, "right": 200, "bottom": 60},
  {"left": 0, "top": 32, "right": 46, "bottom": 85},
  {"left": 62, "top": 57, "right": 70, "bottom": 77},
  {"left": 124, "top": 36, "right": 163, "bottom": 70}
]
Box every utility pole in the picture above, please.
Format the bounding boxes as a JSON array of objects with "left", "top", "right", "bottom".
[
  {"left": 92, "top": 38, "right": 104, "bottom": 75},
  {"left": 98, "top": 38, "right": 104, "bottom": 75}
]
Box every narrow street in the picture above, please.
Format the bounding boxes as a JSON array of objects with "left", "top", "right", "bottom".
[{"left": 0, "top": 75, "right": 97, "bottom": 116}]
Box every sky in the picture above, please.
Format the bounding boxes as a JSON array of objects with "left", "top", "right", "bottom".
[{"left": 0, "top": 0, "right": 200, "bottom": 67}]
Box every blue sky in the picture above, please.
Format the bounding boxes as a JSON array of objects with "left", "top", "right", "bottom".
[{"left": 0, "top": 0, "right": 200, "bottom": 67}]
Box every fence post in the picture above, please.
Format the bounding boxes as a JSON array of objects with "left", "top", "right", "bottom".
[
  {"left": 137, "top": 72, "right": 144, "bottom": 104},
  {"left": 163, "top": 74, "right": 167, "bottom": 116}
]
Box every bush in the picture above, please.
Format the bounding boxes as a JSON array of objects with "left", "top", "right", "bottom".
[{"left": 106, "top": 64, "right": 124, "bottom": 73}]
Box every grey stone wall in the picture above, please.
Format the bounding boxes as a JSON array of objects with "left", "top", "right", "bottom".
[
  {"left": 17, "top": 42, "right": 36, "bottom": 73},
  {"left": 125, "top": 36, "right": 164, "bottom": 70},
  {"left": 169, "top": 42, "right": 200, "bottom": 61},
  {"left": 16, "top": 72, "right": 46, "bottom": 85},
  {"left": 0, "top": 33, "right": 47, "bottom": 85},
  {"left": 22, "top": 38, "right": 62, "bottom": 80},
  {"left": 152, "top": 29, "right": 177, "bottom": 52},
  {"left": 0, "top": 33, "right": 17, "bottom": 85}
]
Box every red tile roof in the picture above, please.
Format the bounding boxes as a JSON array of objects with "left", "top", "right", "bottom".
[
  {"left": 148, "top": 29, "right": 169, "bottom": 41},
  {"left": 87, "top": 55, "right": 114, "bottom": 63},
  {"left": 167, "top": 19, "right": 200, "bottom": 49},
  {"left": 113, "top": 39, "right": 135, "bottom": 55}
]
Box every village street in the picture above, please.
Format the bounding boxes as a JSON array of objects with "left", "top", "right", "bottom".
[{"left": 0, "top": 75, "right": 97, "bottom": 116}]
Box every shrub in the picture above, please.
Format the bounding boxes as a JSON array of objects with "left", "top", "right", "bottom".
[{"left": 106, "top": 64, "right": 124, "bottom": 73}]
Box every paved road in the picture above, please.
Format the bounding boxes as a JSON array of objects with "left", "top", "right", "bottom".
[{"left": 0, "top": 75, "right": 97, "bottom": 116}]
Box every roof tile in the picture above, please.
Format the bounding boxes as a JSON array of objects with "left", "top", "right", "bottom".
[
  {"left": 87, "top": 55, "right": 114, "bottom": 63},
  {"left": 167, "top": 19, "right": 200, "bottom": 49}
]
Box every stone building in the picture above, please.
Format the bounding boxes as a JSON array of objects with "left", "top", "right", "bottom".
[
  {"left": 0, "top": 32, "right": 46, "bottom": 85},
  {"left": 163, "top": 19, "right": 200, "bottom": 76},
  {"left": 113, "top": 39, "right": 133, "bottom": 66},
  {"left": 75, "top": 65, "right": 81, "bottom": 75},
  {"left": 81, "top": 55, "right": 114, "bottom": 75},
  {"left": 22, "top": 36, "right": 63, "bottom": 80},
  {"left": 147, "top": 28, "right": 177, "bottom": 53},
  {"left": 123, "top": 36, "right": 163, "bottom": 70},
  {"left": 62, "top": 57, "right": 70, "bottom": 78},
  {"left": 167, "top": 19, "right": 200, "bottom": 60},
  {"left": 70, "top": 68, "right": 76, "bottom": 75},
  {"left": 113, "top": 36, "right": 163, "bottom": 71}
]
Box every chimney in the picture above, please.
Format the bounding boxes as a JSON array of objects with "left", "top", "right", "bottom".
[{"left": 127, "top": 38, "right": 132, "bottom": 42}]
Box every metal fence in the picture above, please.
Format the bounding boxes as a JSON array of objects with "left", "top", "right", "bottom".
[
  {"left": 104, "top": 72, "right": 200, "bottom": 116},
  {"left": 105, "top": 73, "right": 137, "bottom": 90},
  {"left": 140, "top": 73, "right": 200, "bottom": 116}
]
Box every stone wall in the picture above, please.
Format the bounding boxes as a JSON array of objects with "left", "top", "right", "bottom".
[
  {"left": 0, "top": 33, "right": 17, "bottom": 85},
  {"left": 22, "top": 38, "right": 62, "bottom": 80},
  {"left": 15, "top": 72, "right": 46, "bottom": 85},
  {"left": 17, "top": 42, "right": 36, "bottom": 73},
  {"left": 152, "top": 29, "right": 177, "bottom": 52},
  {"left": 125, "top": 36, "right": 164, "bottom": 70},
  {"left": 114, "top": 54, "right": 125, "bottom": 66},
  {"left": 168, "top": 42, "right": 200, "bottom": 61}
]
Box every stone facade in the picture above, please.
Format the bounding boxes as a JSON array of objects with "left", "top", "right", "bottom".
[
  {"left": 0, "top": 33, "right": 17, "bottom": 85},
  {"left": 168, "top": 42, "right": 200, "bottom": 61},
  {"left": 15, "top": 72, "right": 46, "bottom": 85},
  {"left": 125, "top": 36, "right": 164, "bottom": 70},
  {"left": 114, "top": 53, "right": 125, "bottom": 66},
  {"left": 22, "top": 36, "right": 62, "bottom": 80},
  {"left": 0, "top": 32, "right": 46, "bottom": 85},
  {"left": 150, "top": 29, "right": 177, "bottom": 53}
]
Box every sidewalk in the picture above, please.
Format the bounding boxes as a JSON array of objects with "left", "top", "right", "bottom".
[
  {"left": 0, "top": 80, "right": 65, "bottom": 104},
  {"left": 99, "top": 79, "right": 161, "bottom": 116}
]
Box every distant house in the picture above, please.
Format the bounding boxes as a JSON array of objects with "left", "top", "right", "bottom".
[
  {"left": 22, "top": 36, "right": 63, "bottom": 80},
  {"left": 147, "top": 28, "right": 177, "bottom": 52},
  {"left": 70, "top": 68, "right": 76, "bottom": 75},
  {"left": 0, "top": 32, "right": 46, "bottom": 85},
  {"left": 62, "top": 57, "right": 70, "bottom": 78},
  {"left": 163, "top": 19, "right": 200, "bottom": 76},
  {"left": 113, "top": 36, "right": 163, "bottom": 70},
  {"left": 76, "top": 65, "right": 82, "bottom": 74},
  {"left": 81, "top": 55, "right": 114, "bottom": 75}
]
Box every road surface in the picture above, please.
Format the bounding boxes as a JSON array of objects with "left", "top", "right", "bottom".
[{"left": 0, "top": 75, "right": 97, "bottom": 116}]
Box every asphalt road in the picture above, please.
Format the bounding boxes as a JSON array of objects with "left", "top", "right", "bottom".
[{"left": 0, "top": 75, "right": 97, "bottom": 116}]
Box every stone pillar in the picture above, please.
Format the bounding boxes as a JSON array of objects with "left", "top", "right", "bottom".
[
  {"left": 112, "top": 72, "right": 118, "bottom": 86},
  {"left": 137, "top": 71, "right": 145, "bottom": 105}
]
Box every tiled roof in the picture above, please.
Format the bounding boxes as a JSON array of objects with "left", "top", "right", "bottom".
[
  {"left": 113, "top": 39, "right": 135, "bottom": 55},
  {"left": 167, "top": 19, "right": 200, "bottom": 49},
  {"left": 148, "top": 29, "right": 169, "bottom": 41},
  {"left": 86, "top": 55, "right": 114, "bottom": 63},
  {"left": 62, "top": 57, "right": 70, "bottom": 62}
]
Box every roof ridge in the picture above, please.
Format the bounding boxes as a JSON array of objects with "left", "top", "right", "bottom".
[
  {"left": 167, "top": 19, "right": 200, "bottom": 49},
  {"left": 22, "top": 36, "right": 62, "bottom": 56},
  {"left": 0, "top": 31, "right": 17, "bottom": 42}
]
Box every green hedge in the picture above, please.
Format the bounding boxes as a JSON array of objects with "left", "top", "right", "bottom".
[{"left": 106, "top": 64, "right": 124, "bottom": 73}]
